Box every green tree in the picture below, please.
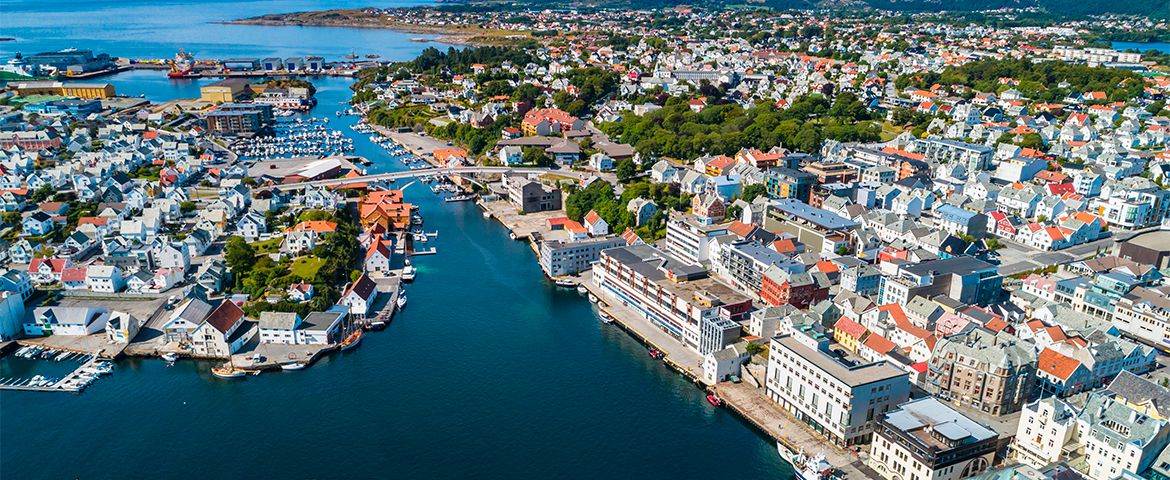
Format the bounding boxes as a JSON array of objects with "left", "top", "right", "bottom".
[
  {"left": 616, "top": 158, "right": 637, "bottom": 183},
  {"left": 224, "top": 236, "right": 257, "bottom": 279}
]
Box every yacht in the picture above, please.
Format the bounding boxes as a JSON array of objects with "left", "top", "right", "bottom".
[{"left": 402, "top": 265, "right": 416, "bottom": 281}]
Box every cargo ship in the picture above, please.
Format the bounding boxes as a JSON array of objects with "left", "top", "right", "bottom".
[{"left": 167, "top": 49, "right": 196, "bottom": 79}]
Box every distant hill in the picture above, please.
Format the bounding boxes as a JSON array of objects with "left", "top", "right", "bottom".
[{"left": 453, "top": 0, "right": 1168, "bottom": 18}]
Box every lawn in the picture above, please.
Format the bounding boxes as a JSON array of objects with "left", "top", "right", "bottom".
[
  {"left": 290, "top": 256, "right": 326, "bottom": 280},
  {"left": 253, "top": 237, "right": 282, "bottom": 254}
]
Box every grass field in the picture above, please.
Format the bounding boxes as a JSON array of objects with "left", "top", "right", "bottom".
[{"left": 291, "top": 256, "right": 326, "bottom": 280}]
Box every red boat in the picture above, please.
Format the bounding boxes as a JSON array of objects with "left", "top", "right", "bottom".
[
  {"left": 706, "top": 394, "right": 723, "bottom": 407},
  {"left": 647, "top": 348, "right": 663, "bottom": 359}
]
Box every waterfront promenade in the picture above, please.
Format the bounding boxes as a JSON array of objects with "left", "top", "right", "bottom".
[{"left": 578, "top": 270, "right": 877, "bottom": 478}]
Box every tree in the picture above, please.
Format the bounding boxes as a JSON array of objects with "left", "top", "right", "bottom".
[
  {"left": 616, "top": 158, "right": 637, "bottom": 183},
  {"left": 1, "top": 212, "right": 20, "bottom": 225},
  {"left": 180, "top": 201, "right": 197, "bottom": 214},
  {"left": 224, "top": 236, "right": 257, "bottom": 278},
  {"left": 739, "top": 184, "right": 767, "bottom": 203},
  {"left": 522, "top": 146, "right": 550, "bottom": 166},
  {"left": 29, "top": 184, "right": 53, "bottom": 203}
]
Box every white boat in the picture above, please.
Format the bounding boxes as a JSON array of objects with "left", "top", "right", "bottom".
[
  {"left": 396, "top": 293, "right": 408, "bottom": 309},
  {"left": 280, "top": 361, "right": 308, "bottom": 371},
  {"left": 402, "top": 265, "right": 416, "bottom": 281},
  {"left": 576, "top": 285, "right": 588, "bottom": 295},
  {"left": 588, "top": 294, "right": 598, "bottom": 304},
  {"left": 161, "top": 352, "right": 179, "bottom": 363},
  {"left": 777, "top": 442, "right": 841, "bottom": 480},
  {"left": 599, "top": 312, "right": 614, "bottom": 324}
]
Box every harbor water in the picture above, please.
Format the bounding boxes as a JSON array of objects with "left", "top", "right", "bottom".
[{"left": 0, "top": 3, "right": 792, "bottom": 478}]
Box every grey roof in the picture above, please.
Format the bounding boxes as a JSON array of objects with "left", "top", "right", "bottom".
[
  {"left": 258, "top": 311, "right": 300, "bottom": 330},
  {"left": 1107, "top": 370, "right": 1170, "bottom": 413},
  {"left": 883, "top": 397, "right": 996, "bottom": 443}
]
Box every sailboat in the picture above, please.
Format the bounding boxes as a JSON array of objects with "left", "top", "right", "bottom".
[
  {"left": 211, "top": 353, "right": 246, "bottom": 379},
  {"left": 339, "top": 315, "right": 363, "bottom": 351}
]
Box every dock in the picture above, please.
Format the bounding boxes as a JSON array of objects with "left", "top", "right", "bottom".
[{"left": 577, "top": 271, "right": 877, "bottom": 478}]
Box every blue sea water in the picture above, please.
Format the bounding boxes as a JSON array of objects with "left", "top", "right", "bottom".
[
  {"left": 1112, "top": 41, "right": 1170, "bottom": 55},
  {"left": 0, "top": 2, "right": 793, "bottom": 478}
]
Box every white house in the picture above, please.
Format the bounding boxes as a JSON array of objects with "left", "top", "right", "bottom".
[
  {"left": 339, "top": 273, "right": 378, "bottom": 318},
  {"left": 258, "top": 311, "right": 301, "bottom": 345},
  {"left": 85, "top": 265, "right": 124, "bottom": 293},
  {"left": 25, "top": 306, "right": 110, "bottom": 336}
]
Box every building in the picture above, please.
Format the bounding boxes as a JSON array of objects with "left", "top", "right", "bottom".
[
  {"left": 299, "top": 308, "right": 345, "bottom": 345},
  {"left": 504, "top": 175, "right": 562, "bottom": 214},
  {"left": 200, "top": 78, "right": 251, "bottom": 103},
  {"left": 521, "top": 108, "right": 583, "bottom": 136},
  {"left": 664, "top": 212, "right": 728, "bottom": 266},
  {"left": 591, "top": 244, "right": 751, "bottom": 355},
  {"left": 934, "top": 204, "right": 988, "bottom": 238},
  {"left": 765, "top": 331, "right": 910, "bottom": 446},
  {"left": 25, "top": 49, "right": 113, "bottom": 74},
  {"left": 190, "top": 300, "right": 253, "bottom": 358},
  {"left": 105, "top": 311, "right": 141, "bottom": 344},
  {"left": 539, "top": 236, "right": 625, "bottom": 277},
  {"left": 880, "top": 257, "right": 1002, "bottom": 307},
  {"left": 1013, "top": 397, "right": 1078, "bottom": 469},
  {"left": 763, "top": 167, "right": 816, "bottom": 202},
  {"left": 25, "top": 306, "right": 110, "bottom": 336},
  {"left": 258, "top": 312, "right": 302, "bottom": 345},
  {"left": 918, "top": 137, "right": 994, "bottom": 172},
  {"left": 869, "top": 397, "right": 998, "bottom": 480},
  {"left": 13, "top": 80, "right": 115, "bottom": 99},
  {"left": 928, "top": 328, "right": 1037, "bottom": 415},
  {"left": 203, "top": 103, "right": 273, "bottom": 136},
  {"left": 1076, "top": 387, "right": 1170, "bottom": 480},
  {"left": 1117, "top": 230, "right": 1170, "bottom": 271},
  {"left": 339, "top": 273, "right": 378, "bottom": 318},
  {"left": 762, "top": 199, "right": 857, "bottom": 255}
]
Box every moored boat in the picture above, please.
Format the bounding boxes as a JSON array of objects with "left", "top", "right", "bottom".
[
  {"left": 161, "top": 352, "right": 179, "bottom": 363},
  {"left": 777, "top": 442, "right": 843, "bottom": 480},
  {"left": 211, "top": 365, "right": 246, "bottom": 379},
  {"left": 554, "top": 278, "right": 575, "bottom": 287},
  {"left": 339, "top": 329, "right": 363, "bottom": 351},
  {"left": 576, "top": 285, "right": 588, "bottom": 295},
  {"left": 706, "top": 394, "right": 723, "bottom": 407},
  {"left": 599, "top": 312, "right": 614, "bottom": 324},
  {"left": 396, "top": 293, "right": 408, "bottom": 309},
  {"left": 402, "top": 265, "right": 416, "bottom": 281},
  {"left": 280, "top": 361, "right": 309, "bottom": 371}
]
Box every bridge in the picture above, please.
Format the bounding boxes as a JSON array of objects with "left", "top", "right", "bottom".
[{"left": 277, "top": 166, "right": 562, "bottom": 191}]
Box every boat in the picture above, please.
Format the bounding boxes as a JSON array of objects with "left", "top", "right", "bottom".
[
  {"left": 599, "top": 312, "right": 614, "bottom": 324},
  {"left": 482, "top": 211, "right": 492, "bottom": 219},
  {"left": 161, "top": 352, "right": 179, "bottom": 363},
  {"left": 339, "top": 329, "right": 363, "bottom": 351},
  {"left": 280, "top": 361, "right": 308, "bottom": 371},
  {"left": 588, "top": 294, "right": 598, "bottom": 303},
  {"left": 554, "top": 278, "right": 575, "bottom": 287},
  {"left": 402, "top": 265, "right": 416, "bottom": 281},
  {"left": 777, "top": 443, "right": 842, "bottom": 480},
  {"left": 396, "top": 293, "right": 408, "bottom": 309},
  {"left": 167, "top": 49, "right": 196, "bottom": 78},
  {"left": 444, "top": 194, "right": 476, "bottom": 202},
  {"left": 211, "top": 365, "right": 246, "bottom": 379},
  {"left": 577, "top": 285, "right": 588, "bottom": 295},
  {"left": 706, "top": 394, "right": 723, "bottom": 407}
]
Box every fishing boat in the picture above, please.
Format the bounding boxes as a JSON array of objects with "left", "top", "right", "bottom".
[
  {"left": 777, "top": 443, "right": 842, "bottom": 480},
  {"left": 706, "top": 394, "right": 723, "bottom": 407},
  {"left": 280, "top": 361, "right": 309, "bottom": 371},
  {"left": 211, "top": 365, "right": 246, "bottom": 379},
  {"left": 161, "top": 352, "right": 179, "bottom": 363},
  {"left": 402, "top": 265, "right": 416, "bottom": 281},
  {"left": 339, "top": 329, "right": 363, "bottom": 351},
  {"left": 396, "top": 292, "right": 408, "bottom": 309}
]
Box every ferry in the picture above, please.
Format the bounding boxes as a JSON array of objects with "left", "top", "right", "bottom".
[
  {"left": 211, "top": 365, "right": 246, "bottom": 379},
  {"left": 280, "top": 361, "right": 309, "bottom": 371},
  {"left": 402, "top": 265, "right": 416, "bottom": 281},
  {"left": 339, "top": 329, "right": 363, "bottom": 351},
  {"left": 777, "top": 443, "right": 843, "bottom": 480}
]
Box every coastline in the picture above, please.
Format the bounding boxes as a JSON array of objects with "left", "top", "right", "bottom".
[{"left": 216, "top": 18, "right": 513, "bottom": 47}]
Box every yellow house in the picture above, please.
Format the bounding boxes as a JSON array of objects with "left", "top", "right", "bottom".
[
  {"left": 832, "top": 316, "right": 869, "bottom": 353},
  {"left": 200, "top": 78, "right": 251, "bottom": 103},
  {"left": 13, "top": 81, "right": 115, "bottom": 99}
]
